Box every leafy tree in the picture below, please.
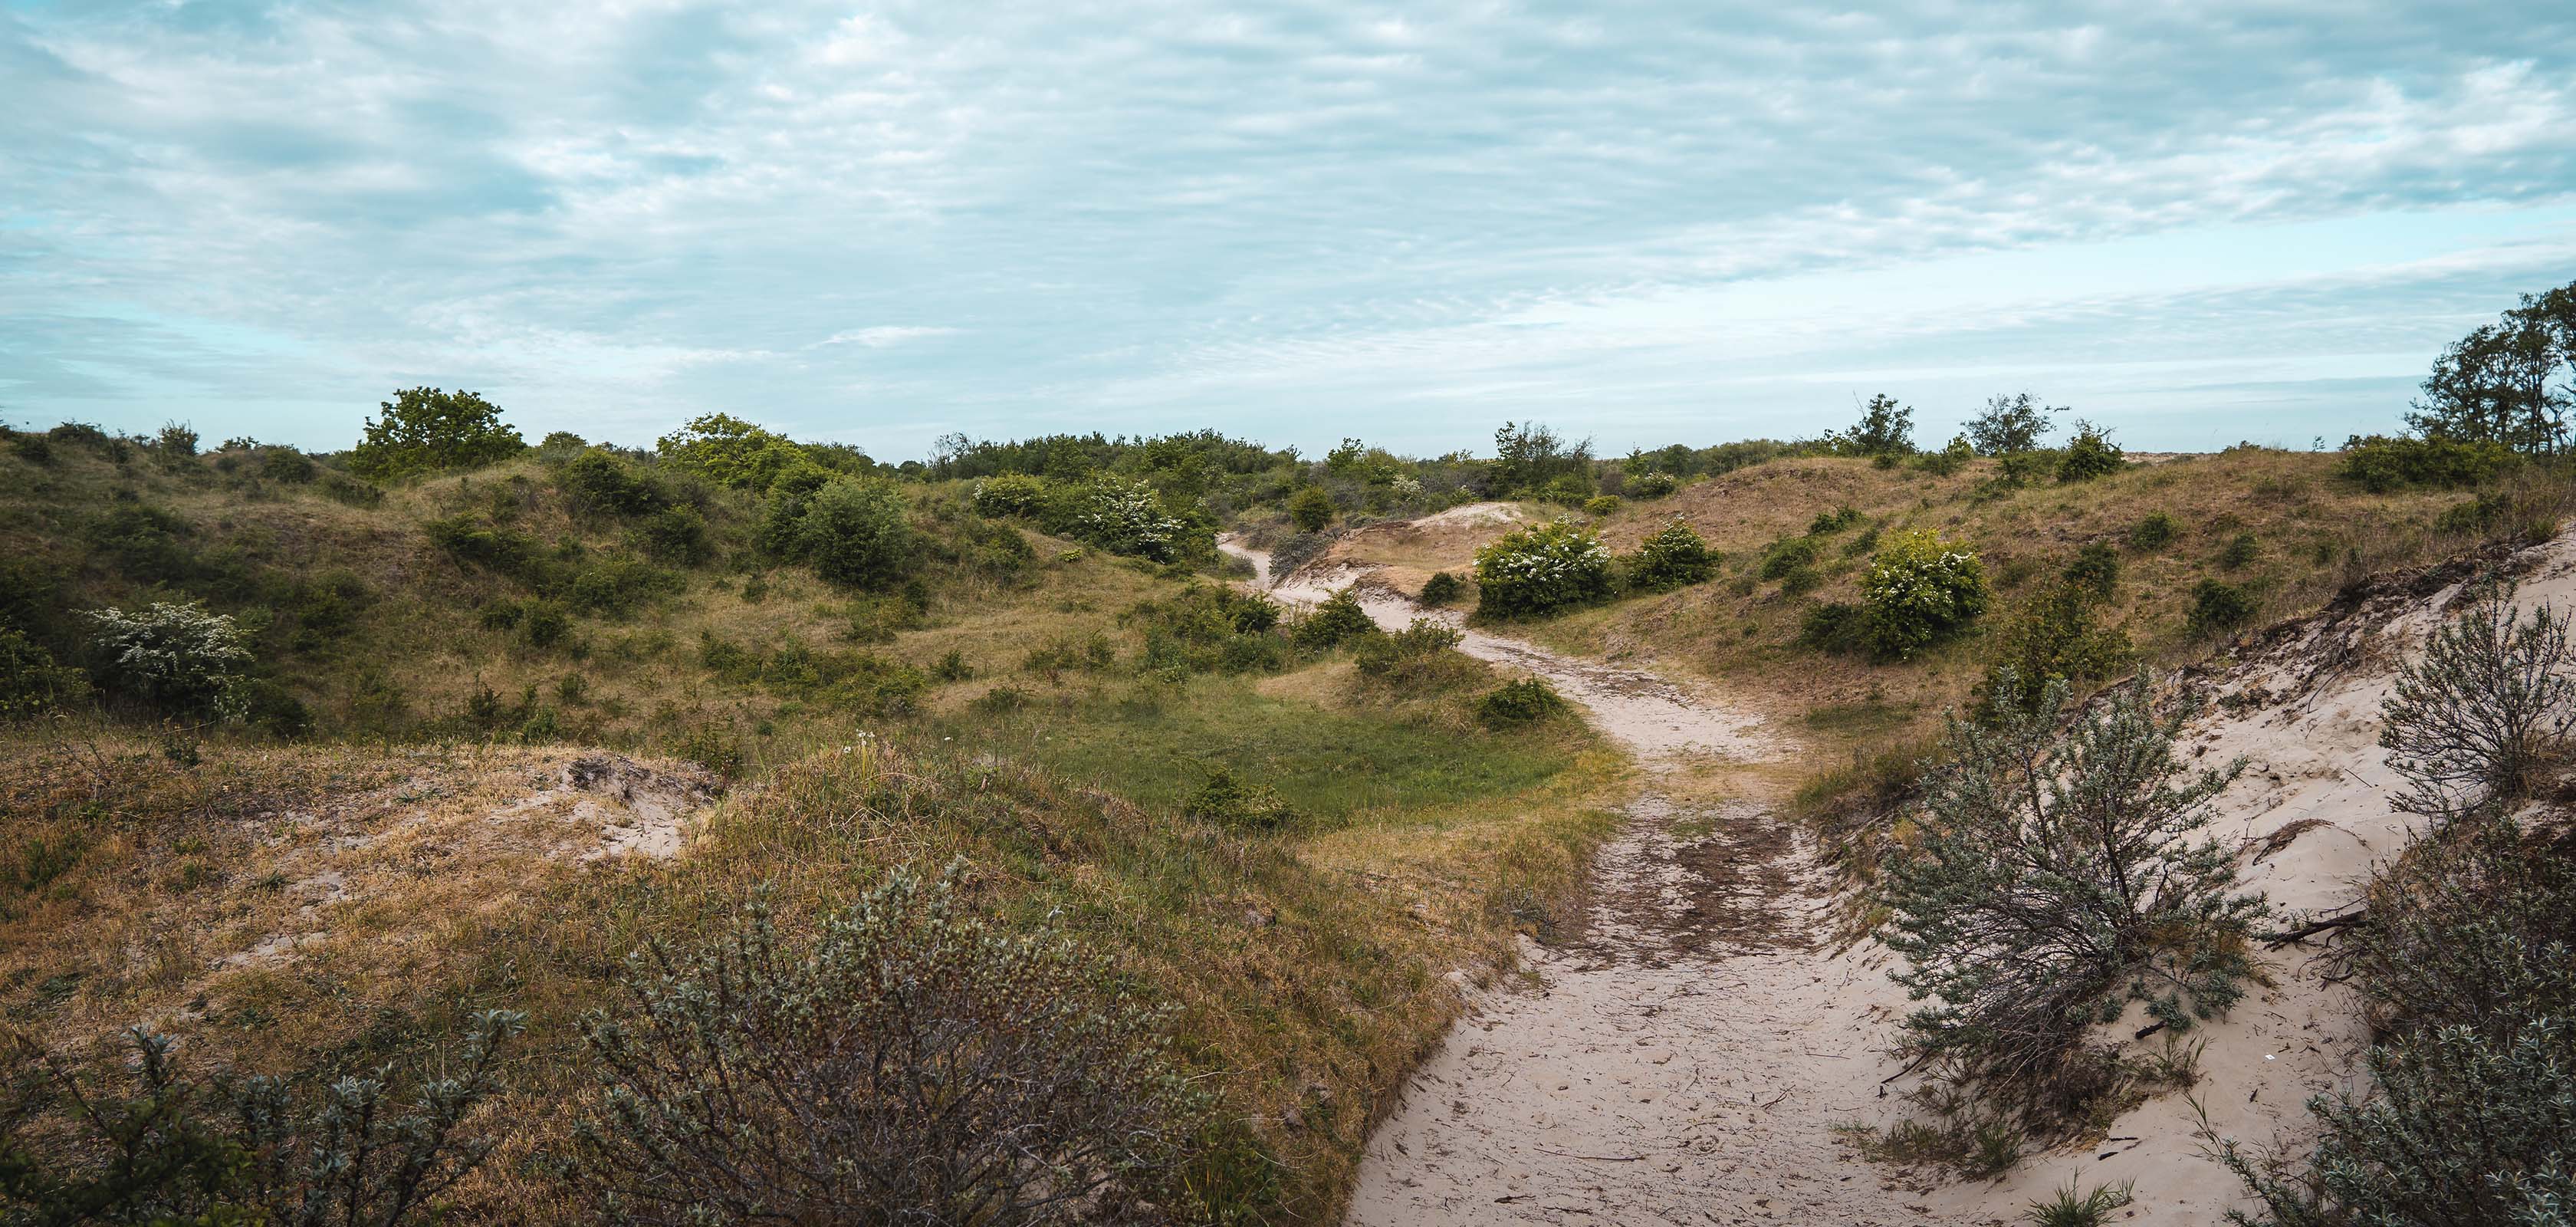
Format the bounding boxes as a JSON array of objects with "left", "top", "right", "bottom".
[
  {"left": 2408, "top": 279, "right": 2576, "bottom": 456},
  {"left": 1967, "top": 393, "right": 2064, "bottom": 456},
  {"left": 1860, "top": 529, "right": 1988, "bottom": 660},
  {"left": 1491, "top": 421, "right": 1591, "bottom": 494},
  {"left": 1824, "top": 394, "right": 1916, "bottom": 457},
  {"left": 1289, "top": 485, "right": 1336, "bottom": 532},
  {"left": 2055, "top": 421, "right": 2124, "bottom": 482},
  {"left": 656, "top": 413, "right": 807, "bottom": 492},
  {"left": 1882, "top": 673, "right": 2262, "bottom": 1089},
  {"left": 572, "top": 868, "right": 1208, "bottom": 1225},
  {"left": 1473, "top": 518, "right": 1615, "bottom": 619},
  {"left": 348, "top": 388, "right": 524, "bottom": 479}
]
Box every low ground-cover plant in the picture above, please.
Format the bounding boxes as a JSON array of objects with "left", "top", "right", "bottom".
[
  {"left": 1473, "top": 518, "right": 1614, "bottom": 619},
  {"left": 1187, "top": 765, "right": 1299, "bottom": 832},
  {"left": 573, "top": 866, "right": 1210, "bottom": 1225},
  {"left": 2379, "top": 578, "right": 2576, "bottom": 824},
  {"left": 1882, "top": 673, "right": 2262, "bottom": 1099},
  {"left": 1476, "top": 676, "right": 1568, "bottom": 728},
  {"left": 1861, "top": 529, "right": 1990, "bottom": 660}
]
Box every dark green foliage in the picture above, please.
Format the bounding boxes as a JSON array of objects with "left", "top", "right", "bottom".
[
  {"left": 2338, "top": 434, "right": 2518, "bottom": 493},
  {"left": 521, "top": 600, "right": 570, "bottom": 648},
  {"left": 2436, "top": 490, "right": 2513, "bottom": 535},
  {"left": 970, "top": 472, "right": 1050, "bottom": 518},
  {"left": 632, "top": 507, "right": 710, "bottom": 566},
  {"left": 566, "top": 560, "right": 685, "bottom": 617},
  {"left": 1351, "top": 618, "right": 1472, "bottom": 691},
  {"left": 1967, "top": 393, "right": 2064, "bottom": 456},
  {"left": 85, "top": 504, "right": 194, "bottom": 584},
  {"left": 1491, "top": 421, "right": 1592, "bottom": 494},
  {"left": 1188, "top": 766, "right": 1298, "bottom": 832},
  {"left": 794, "top": 479, "right": 918, "bottom": 590},
  {"left": 1758, "top": 536, "right": 1819, "bottom": 581},
  {"left": 1473, "top": 519, "right": 1615, "bottom": 619},
  {"left": 1914, "top": 436, "right": 1975, "bottom": 476},
  {"left": 2187, "top": 581, "right": 2256, "bottom": 637},
  {"left": 933, "top": 650, "right": 972, "bottom": 682},
  {"left": 1883, "top": 673, "right": 2262, "bottom": 1094},
  {"left": 958, "top": 518, "right": 1037, "bottom": 578},
  {"left": 349, "top": 387, "right": 524, "bottom": 479},
  {"left": 1976, "top": 582, "right": 2133, "bottom": 719},
  {"left": 1629, "top": 471, "right": 1678, "bottom": 498},
  {"left": 2219, "top": 533, "right": 2259, "bottom": 569},
  {"left": 2403, "top": 280, "right": 2576, "bottom": 456},
  {"left": 1809, "top": 505, "right": 1864, "bottom": 535},
  {"left": 0, "top": 627, "right": 88, "bottom": 721},
  {"left": 1293, "top": 588, "right": 1379, "bottom": 650},
  {"left": 555, "top": 449, "right": 672, "bottom": 517},
  {"left": 1475, "top": 677, "right": 1567, "bottom": 728},
  {"left": 656, "top": 413, "right": 811, "bottom": 492},
  {"left": 2054, "top": 421, "right": 2124, "bottom": 482},
  {"left": 285, "top": 571, "right": 370, "bottom": 652},
  {"left": 320, "top": 472, "right": 383, "bottom": 508},
  {"left": 1861, "top": 529, "right": 1990, "bottom": 661},
  {"left": 9, "top": 433, "right": 53, "bottom": 465},
  {"left": 424, "top": 514, "right": 540, "bottom": 575},
  {"left": 258, "top": 447, "right": 316, "bottom": 483},
  {"left": 571, "top": 869, "right": 1211, "bottom": 1225},
  {"left": 2063, "top": 543, "right": 2119, "bottom": 600},
  {"left": 1289, "top": 485, "right": 1336, "bottom": 532},
  {"left": 1798, "top": 601, "right": 1868, "bottom": 656},
  {"left": 700, "top": 633, "right": 928, "bottom": 714},
  {"left": 156, "top": 422, "right": 198, "bottom": 458},
  {"left": 2377, "top": 580, "right": 2576, "bottom": 824},
  {"left": 1625, "top": 521, "right": 1716, "bottom": 591},
  {"left": 2129, "top": 512, "right": 2178, "bottom": 551},
  {"left": 0, "top": 1011, "right": 522, "bottom": 1226},
  {"left": 1418, "top": 571, "right": 1465, "bottom": 606},
  {"left": 1822, "top": 394, "right": 1916, "bottom": 457}
]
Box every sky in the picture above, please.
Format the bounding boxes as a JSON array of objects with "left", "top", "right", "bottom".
[{"left": 5, "top": 2, "right": 2574, "bottom": 462}]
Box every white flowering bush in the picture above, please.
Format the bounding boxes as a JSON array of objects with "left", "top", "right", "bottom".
[
  {"left": 1389, "top": 474, "right": 1424, "bottom": 502},
  {"left": 1474, "top": 518, "right": 1615, "bottom": 618},
  {"left": 1079, "top": 475, "right": 1188, "bottom": 562},
  {"left": 1861, "top": 528, "right": 1989, "bottom": 660},
  {"left": 84, "top": 600, "right": 254, "bottom": 719}
]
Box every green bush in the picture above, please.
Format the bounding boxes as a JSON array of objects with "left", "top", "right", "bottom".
[
  {"left": 1476, "top": 677, "right": 1568, "bottom": 728},
  {"left": 85, "top": 503, "right": 195, "bottom": 585},
  {"left": 572, "top": 867, "right": 1211, "bottom": 1224},
  {"left": 1809, "top": 505, "right": 1864, "bottom": 535},
  {"left": 2220, "top": 533, "right": 2259, "bottom": 570},
  {"left": 2377, "top": 580, "right": 2576, "bottom": 824},
  {"left": 83, "top": 601, "right": 254, "bottom": 719},
  {"left": 1798, "top": 601, "right": 1868, "bottom": 656},
  {"left": 2187, "top": 581, "right": 2256, "bottom": 637},
  {"left": 1976, "top": 581, "right": 2134, "bottom": 719},
  {"left": 349, "top": 387, "right": 524, "bottom": 479},
  {"left": 567, "top": 559, "right": 685, "bottom": 617},
  {"left": 1351, "top": 617, "right": 1471, "bottom": 690},
  {"left": 0, "top": 627, "right": 88, "bottom": 722},
  {"left": 2054, "top": 421, "right": 2124, "bottom": 482},
  {"left": 556, "top": 449, "right": 672, "bottom": 516},
  {"left": 1860, "top": 528, "right": 1990, "bottom": 660},
  {"left": 633, "top": 506, "right": 711, "bottom": 566},
  {"left": 1187, "top": 766, "right": 1298, "bottom": 832},
  {"left": 656, "top": 413, "right": 808, "bottom": 492},
  {"left": 1582, "top": 494, "right": 1621, "bottom": 516},
  {"left": 796, "top": 479, "right": 918, "bottom": 589},
  {"left": 2338, "top": 433, "right": 2517, "bottom": 493},
  {"left": 2128, "top": 512, "right": 2178, "bottom": 551},
  {"left": 1293, "top": 588, "right": 1380, "bottom": 650},
  {"left": 1884, "top": 673, "right": 2262, "bottom": 1092},
  {"left": 258, "top": 447, "right": 317, "bottom": 482},
  {"left": 972, "top": 472, "right": 1050, "bottom": 518},
  {"left": 425, "top": 514, "right": 541, "bottom": 575},
  {"left": 9, "top": 433, "right": 53, "bottom": 465},
  {"left": 1289, "top": 485, "right": 1336, "bottom": 532},
  {"left": 1630, "top": 471, "right": 1678, "bottom": 498},
  {"left": 1078, "top": 475, "right": 1193, "bottom": 563},
  {"left": 1914, "top": 435, "right": 1976, "bottom": 476},
  {"left": 1758, "top": 535, "right": 1820, "bottom": 581},
  {"left": 2063, "top": 542, "right": 2119, "bottom": 600},
  {"left": 1472, "top": 519, "right": 1615, "bottom": 619},
  {"left": 156, "top": 421, "right": 199, "bottom": 458},
  {"left": 1418, "top": 571, "right": 1465, "bottom": 606},
  {"left": 1626, "top": 521, "right": 1716, "bottom": 591},
  {"left": 521, "top": 600, "right": 570, "bottom": 648}
]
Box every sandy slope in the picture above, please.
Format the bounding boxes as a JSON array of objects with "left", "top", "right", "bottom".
[{"left": 1221, "top": 527, "right": 2576, "bottom": 1225}]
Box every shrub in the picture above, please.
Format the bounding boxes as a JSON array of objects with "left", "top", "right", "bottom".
[
  {"left": 1799, "top": 601, "right": 1868, "bottom": 655},
  {"left": 1418, "top": 571, "right": 1465, "bottom": 606},
  {"left": 320, "top": 471, "right": 383, "bottom": 507},
  {"left": 1861, "top": 528, "right": 1990, "bottom": 660},
  {"left": 2063, "top": 542, "right": 2119, "bottom": 600},
  {"left": 2, "top": 1012, "right": 522, "bottom": 1226},
  {"left": 2187, "top": 581, "right": 2256, "bottom": 637},
  {"left": 1626, "top": 521, "right": 1716, "bottom": 591},
  {"left": 656, "top": 413, "right": 807, "bottom": 492},
  {"left": 972, "top": 472, "right": 1050, "bottom": 518},
  {"left": 10, "top": 433, "right": 52, "bottom": 465},
  {"left": 796, "top": 478, "right": 918, "bottom": 589},
  {"left": 156, "top": 421, "right": 199, "bottom": 457},
  {"left": 1187, "top": 766, "right": 1298, "bottom": 832},
  {"left": 1882, "top": 673, "right": 2262, "bottom": 1091},
  {"left": 259, "top": 446, "right": 316, "bottom": 482},
  {"left": 1289, "top": 485, "right": 1336, "bottom": 531},
  {"left": 1630, "top": 471, "right": 1678, "bottom": 498},
  {"left": 1476, "top": 676, "right": 1568, "bottom": 727},
  {"left": 932, "top": 649, "right": 972, "bottom": 682},
  {"left": 2025, "top": 1178, "right": 2134, "bottom": 1227},
  {"left": 1267, "top": 529, "right": 1338, "bottom": 578},
  {"left": 2129, "top": 512, "right": 2178, "bottom": 551},
  {"left": 572, "top": 867, "right": 1209, "bottom": 1225},
  {"left": 87, "top": 502, "right": 194, "bottom": 583},
  {"left": 1914, "top": 435, "right": 1976, "bottom": 476},
  {"left": 1758, "top": 535, "right": 1819, "bottom": 581},
  {"left": 1539, "top": 473, "right": 1593, "bottom": 505},
  {"left": 1582, "top": 494, "right": 1621, "bottom": 516},
  {"left": 2220, "top": 533, "right": 2259, "bottom": 570},
  {"left": 1976, "top": 581, "right": 2134, "bottom": 719},
  {"left": 84, "top": 601, "right": 253, "bottom": 719},
  {"left": 556, "top": 449, "right": 672, "bottom": 517},
  {"left": 2378, "top": 578, "right": 2576, "bottom": 824},
  {"left": 2338, "top": 433, "right": 2517, "bottom": 493},
  {"left": 424, "top": 514, "right": 540, "bottom": 574},
  {"left": 1809, "top": 505, "right": 1864, "bottom": 535},
  {"left": 1292, "top": 587, "right": 1380, "bottom": 650},
  {"left": 632, "top": 506, "right": 711, "bottom": 566},
  {"left": 567, "top": 559, "right": 685, "bottom": 617},
  {"left": 1472, "top": 518, "right": 1615, "bottom": 619},
  {"left": 2054, "top": 420, "right": 2124, "bottom": 482},
  {"left": 348, "top": 387, "right": 523, "bottom": 479},
  {"left": 1079, "top": 475, "right": 1191, "bottom": 562},
  {"left": 1822, "top": 393, "right": 1915, "bottom": 457},
  {"left": 1967, "top": 393, "right": 2065, "bottom": 456},
  {"left": 0, "top": 627, "right": 89, "bottom": 721},
  {"left": 1352, "top": 617, "right": 1470, "bottom": 689},
  {"left": 521, "top": 600, "right": 570, "bottom": 648}
]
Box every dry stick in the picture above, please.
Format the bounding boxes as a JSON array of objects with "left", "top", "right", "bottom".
[{"left": 2257, "top": 910, "right": 2367, "bottom": 946}]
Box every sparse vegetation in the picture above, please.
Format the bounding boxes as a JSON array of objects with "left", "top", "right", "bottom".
[{"left": 2377, "top": 578, "right": 2576, "bottom": 824}]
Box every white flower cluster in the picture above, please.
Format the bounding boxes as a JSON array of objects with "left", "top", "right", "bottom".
[
  {"left": 1080, "top": 476, "right": 1187, "bottom": 561},
  {"left": 84, "top": 600, "right": 254, "bottom": 720}
]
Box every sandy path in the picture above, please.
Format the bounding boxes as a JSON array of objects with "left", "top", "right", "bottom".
[{"left": 1217, "top": 540, "right": 1928, "bottom": 1225}]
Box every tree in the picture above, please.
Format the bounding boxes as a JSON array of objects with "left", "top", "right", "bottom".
[
  {"left": 1966, "top": 393, "right": 2064, "bottom": 456},
  {"left": 1824, "top": 394, "right": 1915, "bottom": 457},
  {"left": 347, "top": 388, "right": 524, "bottom": 479},
  {"left": 2408, "top": 279, "right": 2576, "bottom": 455},
  {"left": 656, "top": 413, "right": 809, "bottom": 491},
  {"left": 1492, "top": 421, "right": 1591, "bottom": 494},
  {"left": 1882, "top": 673, "right": 2262, "bottom": 1089},
  {"left": 1289, "top": 485, "right": 1336, "bottom": 532},
  {"left": 794, "top": 478, "right": 918, "bottom": 588}
]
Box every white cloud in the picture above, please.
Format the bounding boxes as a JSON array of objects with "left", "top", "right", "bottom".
[{"left": 817, "top": 326, "right": 964, "bottom": 348}]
